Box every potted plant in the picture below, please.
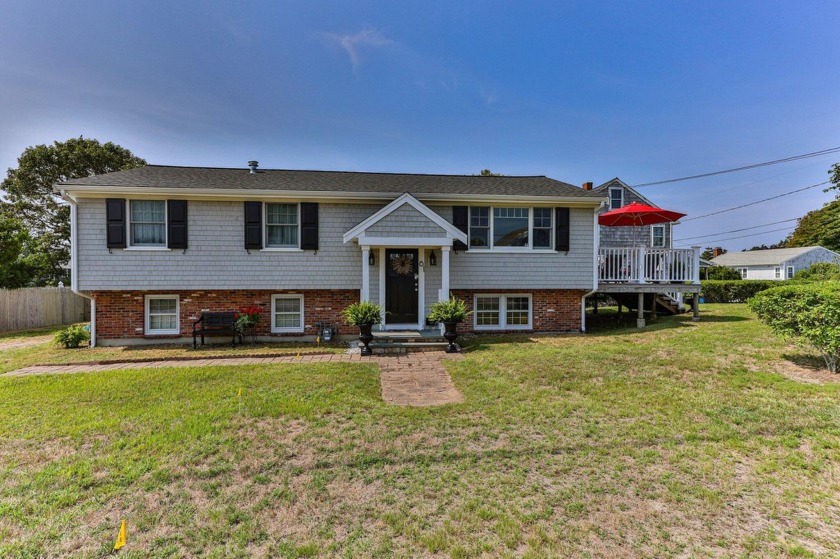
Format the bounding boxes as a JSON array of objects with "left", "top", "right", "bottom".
[
  {"left": 235, "top": 306, "right": 262, "bottom": 344},
  {"left": 341, "top": 301, "right": 383, "bottom": 356},
  {"left": 54, "top": 324, "right": 91, "bottom": 349},
  {"left": 428, "top": 296, "right": 470, "bottom": 353}
]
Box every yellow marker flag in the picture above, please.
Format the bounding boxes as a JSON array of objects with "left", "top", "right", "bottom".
[
  {"left": 237, "top": 387, "right": 242, "bottom": 399},
  {"left": 113, "top": 519, "right": 127, "bottom": 551},
  {"left": 296, "top": 353, "right": 301, "bottom": 360}
]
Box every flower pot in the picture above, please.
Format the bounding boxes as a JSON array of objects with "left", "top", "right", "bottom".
[
  {"left": 443, "top": 321, "right": 460, "bottom": 353},
  {"left": 358, "top": 323, "right": 374, "bottom": 356}
]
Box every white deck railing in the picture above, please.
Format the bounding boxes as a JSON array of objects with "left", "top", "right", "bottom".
[{"left": 598, "top": 247, "right": 700, "bottom": 284}]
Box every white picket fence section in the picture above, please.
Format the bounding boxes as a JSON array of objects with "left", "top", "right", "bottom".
[{"left": 0, "top": 287, "right": 90, "bottom": 333}]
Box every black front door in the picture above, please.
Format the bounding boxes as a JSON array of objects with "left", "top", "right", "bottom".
[{"left": 385, "top": 249, "right": 419, "bottom": 324}]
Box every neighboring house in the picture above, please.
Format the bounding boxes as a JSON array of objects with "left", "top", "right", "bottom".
[
  {"left": 589, "top": 178, "right": 675, "bottom": 249},
  {"left": 57, "top": 164, "right": 611, "bottom": 346},
  {"left": 711, "top": 247, "right": 840, "bottom": 280}
]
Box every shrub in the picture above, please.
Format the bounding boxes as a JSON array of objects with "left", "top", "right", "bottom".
[
  {"left": 234, "top": 306, "right": 262, "bottom": 330},
  {"left": 341, "top": 301, "right": 383, "bottom": 326},
  {"left": 54, "top": 324, "right": 90, "bottom": 349},
  {"left": 748, "top": 282, "right": 840, "bottom": 372},
  {"left": 793, "top": 262, "right": 840, "bottom": 281},
  {"left": 700, "top": 280, "right": 783, "bottom": 303},
  {"left": 428, "top": 297, "right": 470, "bottom": 323},
  {"left": 705, "top": 266, "right": 742, "bottom": 280}
]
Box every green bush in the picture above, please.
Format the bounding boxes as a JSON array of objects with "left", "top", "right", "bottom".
[
  {"left": 793, "top": 262, "right": 840, "bottom": 281},
  {"left": 341, "top": 301, "right": 383, "bottom": 326},
  {"left": 748, "top": 282, "right": 840, "bottom": 372},
  {"left": 53, "top": 324, "right": 90, "bottom": 349},
  {"left": 700, "top": 280, "right": 785, "bottom": 303},
  {"left": 705, "top": 266, "right": 742, "bottom": 280},
  {"left": 428, "top": 296, "right": 470, "bottom": 323}
]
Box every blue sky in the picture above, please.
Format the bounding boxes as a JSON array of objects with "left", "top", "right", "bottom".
[{"left": 2, "top": 0, "right": 838, "bottom": 250}]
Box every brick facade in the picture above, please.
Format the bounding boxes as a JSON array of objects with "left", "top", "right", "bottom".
[
  {"left": 451, "top": 289, "right": 585, "bottom": 332},
  {"left": 92, "top": 289, "right": 358, "bottom": 341}
]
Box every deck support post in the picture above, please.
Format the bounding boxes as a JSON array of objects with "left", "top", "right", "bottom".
[
  {"left": 636, "top": 292, "right": 645, "bottom": 328},
  {"left": 692, "top": 292, "right": 700, "bottom": 321},
  {"left": 650, "top": 293, "right": 657, "bottom": 322}
]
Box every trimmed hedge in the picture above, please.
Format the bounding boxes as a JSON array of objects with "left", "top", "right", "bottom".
[
  {"left": 700, "top": 280, "right": 790, "bottom": 303},
  {"left": 749, "top": 282, "right": 840, "bottom": 372}
]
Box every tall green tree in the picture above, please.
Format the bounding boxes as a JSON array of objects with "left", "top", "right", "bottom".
[
  {"left": 1, "top": 137, "right": 146, "bottom": 286},
  {"left": 785, "top": 199, "right": 840, "bottom": 252},
  {"left": 0, "top": 214, "right": 31, "bottom": 288}
]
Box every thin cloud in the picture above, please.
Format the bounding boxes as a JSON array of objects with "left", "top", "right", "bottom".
[{"left": 322, "top": 28, "right": 393, "bottom": 72}]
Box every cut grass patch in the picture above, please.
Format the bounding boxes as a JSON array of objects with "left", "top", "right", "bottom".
[{"left": 1, "top": 304, "right": 840, "bottom": 557}]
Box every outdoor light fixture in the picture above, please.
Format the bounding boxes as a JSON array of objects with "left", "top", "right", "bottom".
[
  {"left": 369, "top": 252, "right": 375, "bottom": 266},
  {"left": 429, "top": 250, "right": 437, "bottom": 266}
]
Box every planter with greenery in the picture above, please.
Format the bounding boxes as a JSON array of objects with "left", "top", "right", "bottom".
[
  {"left": 234, "top": 306, "right": 262, "bottom": 343},
  {"left": 341, "top": 301, "right": 383, "bottom": 356},
  {"left": 428, "top": 297, "right": 470, "bottom": 353},
  {"left": 53, "top": 324, "right": 90, "bottom": 349}
]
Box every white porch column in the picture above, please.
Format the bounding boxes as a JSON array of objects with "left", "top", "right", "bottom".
[
  {"left": 361, "top": 245, "right": 370, "bottom": 302},
  {"left": 441, "top": 246, "right": 451, "bottom": 301}
]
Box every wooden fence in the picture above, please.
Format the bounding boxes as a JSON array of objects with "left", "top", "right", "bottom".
[{"left": 0, "top": 287, "right": 91, "bottom": 333}]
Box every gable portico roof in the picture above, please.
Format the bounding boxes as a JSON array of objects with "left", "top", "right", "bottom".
[
  {"left": 343, "top": 193, "right": 468, "bottom": 245},
  {"left": 56, "top": 165, "right": 604, "bottom": 204}
]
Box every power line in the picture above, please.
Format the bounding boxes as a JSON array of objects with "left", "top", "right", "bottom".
[
  {"left": 632, "top": 146, "right": 840, "bottom": 188},
  {"left": 681, "top": 181, "right": 829, "bottom": 222},
  {"left": 675, "top": 225, "right": 796, "bottom": 247},
  {"left": 674, "top": 218, "right": 799, "bottom": 242}
]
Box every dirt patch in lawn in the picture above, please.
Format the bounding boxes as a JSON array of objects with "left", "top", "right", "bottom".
[{"left": 0, "top": 334, "right": 53, "bottom": 351}]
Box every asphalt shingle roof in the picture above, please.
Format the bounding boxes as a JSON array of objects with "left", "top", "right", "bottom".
[
  {"left": 58, "top": 165, "right": 602, "bottom": 199},
  {"left": 711, "top": 247, "right": 829, "bottom": 266}
]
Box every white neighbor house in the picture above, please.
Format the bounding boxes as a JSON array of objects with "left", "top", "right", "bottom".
[{"left": 711, "top": 246, "right": 840, "bottom": 280}]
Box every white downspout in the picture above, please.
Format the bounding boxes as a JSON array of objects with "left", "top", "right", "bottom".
[
  {"left": 580, "top": 202, "right": 604, "bottom": 332},
  {"left": 62, "top": 190, "right": 96, "bottom": 348}
]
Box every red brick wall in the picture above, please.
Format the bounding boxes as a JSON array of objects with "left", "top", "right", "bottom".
[
  {"left": 450, "top": 289, "right": 585, "bottom": 332},
  {"left": 91, "top": 289, "right": 358, "bottom": 340}
]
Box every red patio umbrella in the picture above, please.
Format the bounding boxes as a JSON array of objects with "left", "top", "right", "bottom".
[{"left": 598, "top": 202, "right": 686, "bottom": 227}]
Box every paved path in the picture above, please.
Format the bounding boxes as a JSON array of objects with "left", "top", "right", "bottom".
[{"left": 4, "top": 352, "right": 464, "bottom": 407}]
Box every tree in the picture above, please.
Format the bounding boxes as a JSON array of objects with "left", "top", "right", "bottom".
[
  {"left": 0, "top": 214, "right": 31, "bottom": 288},
  {"left": 1, "top": 137, "right": 146, "bottom": 286},
  {"left": 828, "top": 162, "right": 840, "bottom": 196},
  {"left": 479, "top": 169, "right": 502, "bottom": 176},
  {"left": 784, "top": 199, "right": 840, "bottom": 252},
  {"left": 747, "top": 241, "right": 787, "bottom": 251},
  {"left": 793, "top": 262, "right": 840, "bottom": 281}
]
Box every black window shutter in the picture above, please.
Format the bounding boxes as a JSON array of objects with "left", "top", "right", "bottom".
[
  {"left": 452, "top": 206, "right": 469, "bottom": 251},
  {"left": 167, "top": 200, "right": 188, "bottom": 249},
  {"left": 300, "top": 202, "right": 318, "bottom": 250},
  {"left": 555, "top": 207, "right": 570, "bottom": 252},
  {"left": 244, "top": 201, "right": 263, "bottom": 249},
  {"left": 106, "top": 198, "right": 126, "bottom": 248}
]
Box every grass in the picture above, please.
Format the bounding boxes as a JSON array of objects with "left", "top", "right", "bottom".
[
  {"left": 0, "top": 327, "right": 343, "bottom": 375},
  {"left": 1, "top": 304, "right": 839, "bottom": 557}
]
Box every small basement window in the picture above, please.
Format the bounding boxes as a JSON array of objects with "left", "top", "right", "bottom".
[
  {"left": 145, "top": 295, "right": 179, "bottom": 335},
  {"left": 271, "top": 294, "right": 304, "bottom": 333},
  {"left": 474, "top": 294, "right": 532, "bottom": 330}
]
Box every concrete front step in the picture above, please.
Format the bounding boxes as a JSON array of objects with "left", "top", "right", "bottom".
[{"left": 369, "top": 341, "right": 456, "bottom": 354}]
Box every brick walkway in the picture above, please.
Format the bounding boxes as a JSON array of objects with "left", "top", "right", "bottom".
[{"left": 4, "top": 352, "right": 464, "bottom": 407}]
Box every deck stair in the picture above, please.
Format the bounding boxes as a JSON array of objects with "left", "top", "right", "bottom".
[
  {"left": 609, "top": 292, "right": 686, "bottom": 316},
  {"left": 369, "top": 329, "right": 450, "bottom": 354}
]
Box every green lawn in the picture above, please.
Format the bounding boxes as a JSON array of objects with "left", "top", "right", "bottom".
[{"left": 1, "top": 304, "right": 839, "bottom": 558}]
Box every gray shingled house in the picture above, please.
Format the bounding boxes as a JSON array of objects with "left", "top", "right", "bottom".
[
  {"left": 55, "top": 164, "right": 702, "bottom": 346},
  {"left": 711, "top": 247, "right": 840, "bottom": 280}
]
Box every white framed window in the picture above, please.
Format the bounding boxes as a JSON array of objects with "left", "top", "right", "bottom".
[
  {"left": 468, "top": 207, "right": 553, "bottom": 250},
  {"left": 129, "top": 200, "right": 166, "bottom": 247},
  {"left": 145, "top": 295, "right": 179, "bottom": 335},
  {"left": 738, "top": 267, "right": 748, "bottom": 279},
  {"left": 786, "top": 265, "right": 795, "bottom": 279},
  {"left": 608, "top": 187, "right": 624, "bottom": 210},
  {"left": 651, "top": 225, "right": 666, "bottom": 248},
  {"left": 271, "top": 294, "right": 304, "bottom": 333},
  {"left": 265, "top": 203, "right": 299, "bottom": 248},
  {"left": 473, "top": 294, "right": 532, "bottom": 330},
  {"left": 774, "top": 267, "right": 782, "bottom": 279}
]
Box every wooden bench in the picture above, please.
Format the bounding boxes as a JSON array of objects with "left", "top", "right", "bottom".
[{"left": 192, "top": 312, "right": 241, "bottom": 349}]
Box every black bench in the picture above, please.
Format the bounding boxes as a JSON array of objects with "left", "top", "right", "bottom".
[{"left": 192, "top": 312, "right": 241, "bottom": 349}]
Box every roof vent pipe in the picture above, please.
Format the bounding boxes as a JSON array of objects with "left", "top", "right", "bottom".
[{"left": 248, "top": 160, "right": 259, "bottom": 174}]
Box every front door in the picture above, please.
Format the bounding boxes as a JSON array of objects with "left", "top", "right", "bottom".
[{"left": 385, "top": 249, "right": 419, "bottom": 324}]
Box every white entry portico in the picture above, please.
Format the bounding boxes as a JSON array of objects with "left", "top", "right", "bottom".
[{"left": 343, "top": 193, "right": 467, "bottom": 329}]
